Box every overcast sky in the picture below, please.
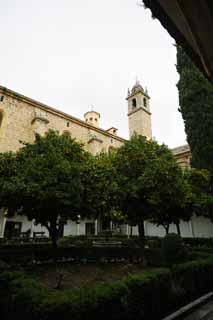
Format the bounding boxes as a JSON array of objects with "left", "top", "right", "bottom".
[{"left": 1, "top": 0, "right": 187, "bottom": 148}]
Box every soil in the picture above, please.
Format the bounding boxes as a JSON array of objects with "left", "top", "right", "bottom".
[{"left": 26, "top": 262, "right": 151, "bottom": 291}]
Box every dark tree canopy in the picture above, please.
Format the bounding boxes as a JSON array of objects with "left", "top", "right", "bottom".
[
  {"left": 114, "top": 134, "right": 187, "bottom": 240},
  {"left": 80, "top": 151, "right": 118, "bottom": 221},
  {"left": 176, "top": 46, "right": 213, "bottom": 172},
  {"left": 0, "top": 152, "right": 23, "bottom": 216},
  {"left": 0, "top": 130, "right": 86, "bottom": 248}
]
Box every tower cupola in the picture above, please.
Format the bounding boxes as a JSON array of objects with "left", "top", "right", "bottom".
[{"left": 84, "top": 111, "right": 100, "bottom": 128}]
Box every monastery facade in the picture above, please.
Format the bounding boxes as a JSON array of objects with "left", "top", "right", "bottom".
[{"left": 0, "top": 82, "right": 211, "bottom": 239}]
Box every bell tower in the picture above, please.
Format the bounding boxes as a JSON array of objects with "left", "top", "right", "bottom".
[{"left": 127, "top": 81, "right": 152, "bottom": 139}]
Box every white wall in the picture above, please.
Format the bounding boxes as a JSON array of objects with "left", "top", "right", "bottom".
[{"left": 1, "top": 213, "right": 213, "bottom": 239}]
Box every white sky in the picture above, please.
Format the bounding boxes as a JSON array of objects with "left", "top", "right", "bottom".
[{"left": 1, "top": 0, "right": 187, "bottom": 148}]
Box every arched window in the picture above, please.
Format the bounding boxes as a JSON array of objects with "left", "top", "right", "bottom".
[
  {"left": 132, "top": 98, "right": 137, "bottom": 108},
  {"left": 143, "top": 98, "right": 147, "bottom": 107}
]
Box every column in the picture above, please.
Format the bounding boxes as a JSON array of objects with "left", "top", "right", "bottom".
[
  {"left": 189, "top": 220, "right": 195, "bottom": 238},
  {"left": 126, "top": 224, "right": 129, "bottom": 238},
  {"left": 30, "top": 219, "right": 35, "bottom": 238},
  {"left": 95, "top": 220, "right": 98, "bottom": 236},
  {"left": 0, "top": 217, "right": 6, "bottom": 238}
]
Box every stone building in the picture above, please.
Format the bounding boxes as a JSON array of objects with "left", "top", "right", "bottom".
[
  {"left": 0, "top": 81, "right": 212, "bottom": 239},
  {"left": 172, "top": 144, "right": 191, "bottom": 168}
]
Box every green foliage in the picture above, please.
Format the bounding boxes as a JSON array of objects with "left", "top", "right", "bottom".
[
  {"left": 0, "top": 245, "right": 144, "bottom": 265},
  {"left": 183, "top": 168, "right": 212, "bottom": 217},
  {"left": 80, "top": 152, "right": 118, "bottom": 220},
  {"left": 183, "top": 237, "right": 213, "bottom": 249},
  {"left": 177, "top": 47, "right": 213, "bottom": 222},
  {"left": 2, "top": 255, "right": 213, "bottom": 320},
  {"left": 162, "top": 233, "right": 186, "bottom": 265},
  {"left": 0, "top": 130, "right": 86, "bottom": 248},
  {"left": 176, "top": 46, "right": 213, "bottom": 172},
  {"left": 0, "top": 152, "right": 23, "bottom": 216},
  {"left": 172, "top": 255, "right": 213, "bottom": 302},
  {"left": 114, "top": 134, "right": 189, "bottom": 239}
]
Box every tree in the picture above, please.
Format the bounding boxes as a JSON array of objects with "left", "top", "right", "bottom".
[
  {"left": 176, "top": 46, "right": 213, "bottom": 173},
  {"left": 80, "top": 151, "right": 119, "bottom": 225},
  {"left": 184, "top": 168, "right": 213, "bottom": 221},
  {"left": 114, "top": 134, "right": 186, "bottom": 243},
  {"left": 4, "top": 130, "right": 86, "bottom": 248},
  {"left": 151, "top": 169, "right": 191, "bottom": 236},
  {"left": 0, "top": 152, "right": 23, "bottom": 217},
  {"left": 151, "top": 165, "right": 213, "bottom": 237}
]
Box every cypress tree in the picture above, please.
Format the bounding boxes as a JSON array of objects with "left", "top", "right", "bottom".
[{"left": 176, "top": 46, "right": 213, "bottom": 173}]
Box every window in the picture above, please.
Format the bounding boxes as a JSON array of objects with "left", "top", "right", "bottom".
[
  {"left": 67, "top": 122, "right": 70, "bottom": 127},
  {"left": 90, "top": 117, "right": 93, "bottom": 121},
  {"left": 0, "top": 110, "right": 3, "bottom": 128},
  {"left": 95, "top": 118, "right": 97, "bottom": 121},
  {"left": 132, "top": 98, "right": 137, "bottom": 108},
  {"left": 143, "top": 98, "right": 147, "bottom": 107},
  {"left": 0, "top": 96, "right": 4, "bottom": 102}
]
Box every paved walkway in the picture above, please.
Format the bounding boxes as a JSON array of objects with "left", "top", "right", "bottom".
[{"left": 183, "top": 301, "right": 213, "bottom": 320}]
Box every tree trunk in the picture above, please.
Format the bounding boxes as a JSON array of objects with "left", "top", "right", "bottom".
[
  {"left": 51, "top": 233, "right": 58, "bottom": 249},
  {"left": 162, "top": 224, "right": 169, "bottom": 235},
  {"left": 138, "top": 220, "right": 145, "bottom": 248},
  {"left": 49, "top": 221, "right": 58, "bottom": 250},
  {"left": 176, "top": 222, "right": 181, "bottom": 236},
  {"left": 165, "top": 225, "right": 169, "bottom": 235}
]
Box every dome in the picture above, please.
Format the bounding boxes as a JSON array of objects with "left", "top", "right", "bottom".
[
  {"left": 131, "top": 80, "right": 144, "bottom": 94},
  {"left": 84, "top": 110, "right": 100, "bottom": 128}
]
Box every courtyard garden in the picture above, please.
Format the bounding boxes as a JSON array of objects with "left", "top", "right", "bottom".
[
  {"left": 1, "top": 79, "right": 213, "bottom": 319},
  {"left": 1, "top": 232, "right": 213, "bottom": 320}
]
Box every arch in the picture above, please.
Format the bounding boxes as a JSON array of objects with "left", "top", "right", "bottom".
[
  {"left": 143, "top": 97, "right": 147, "bottom": 107},
  {"left": 62, "top": 130, "right": 71, "bottom": 137},
  {"left": 132, "top": 98, "right": 137, "bottom": 108}
]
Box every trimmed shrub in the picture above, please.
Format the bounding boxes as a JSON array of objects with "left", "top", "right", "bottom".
[
  {"left": 183, "top": 237, "right": 213, "bottom": 248},
  {"left": 162, "top": 233, "right": 187, "bottom": 265},
  {"left": 1, "top": 255, "right": 213, "bottom": 320}
]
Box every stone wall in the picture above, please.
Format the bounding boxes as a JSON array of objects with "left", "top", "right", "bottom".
[{"left": 0, "top": 86, "right": 124, "bottom": 155}]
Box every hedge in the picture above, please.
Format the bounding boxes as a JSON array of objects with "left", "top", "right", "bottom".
[
  {"left": 183, "top": 237, "right": 213, "bottom": 248},
  {"left": 1, "top": 255, "right": 213, "bottom": 320},
  {"left": 0, "top": 246, "right": 144, "bottom": 266}
]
